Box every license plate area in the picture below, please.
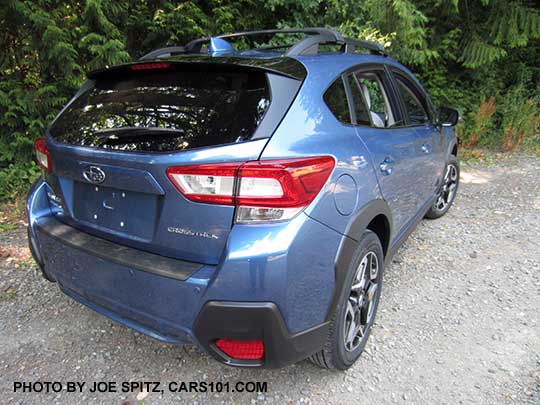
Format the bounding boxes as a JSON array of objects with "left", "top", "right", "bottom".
[{"left": 73, "top": 182, "right": 158, "bottom": 241}]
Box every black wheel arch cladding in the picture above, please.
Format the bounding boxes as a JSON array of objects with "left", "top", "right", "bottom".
[{"left": 328, "top": 199, "right": 391, "bottom": 322}]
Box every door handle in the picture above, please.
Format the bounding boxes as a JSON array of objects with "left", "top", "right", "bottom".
[
  {"left": 421, "top": 143, "right": 431, "bottom": 154},
  {"left": 379, "top": 157, "right": 394, "bottom": 175}
]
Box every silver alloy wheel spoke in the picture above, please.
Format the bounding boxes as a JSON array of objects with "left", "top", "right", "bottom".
[
  {"left": 343, "top": 301, "right": 358, "bottom": 350},
  {"left": 343, "top": 251, "right": 379, "bottom": 352},
  {"left": 346, "top": 318, "right": 357, "bottom": 344},
  {"left": 367, "top": 283, "right": 378, "bottom": 319},
  {"left": 351, "top": 256, "right": 368, "bottom": 291}
]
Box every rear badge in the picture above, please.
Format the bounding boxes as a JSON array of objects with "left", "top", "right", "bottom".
[
  {"left": 167, "top": 227, "right": 219, "bottom": 240},
  {"left": 83, "top": 166, "right": 106, "bottom": 184}
]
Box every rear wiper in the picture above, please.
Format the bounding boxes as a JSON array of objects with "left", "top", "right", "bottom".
[{"left": 95, "top": 127, "right": 185, "bottom": 140}]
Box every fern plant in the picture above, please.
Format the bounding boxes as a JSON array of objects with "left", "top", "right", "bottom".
[{"left": 0, "top": 0, "right": 539, "bottom": 201}]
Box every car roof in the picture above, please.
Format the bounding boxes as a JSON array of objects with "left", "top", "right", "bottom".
[{"left": 291, "top": 52, "right": 419, "bottom": 87}]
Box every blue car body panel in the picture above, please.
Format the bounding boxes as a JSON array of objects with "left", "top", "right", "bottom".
[
  {"left": 27, "top": 46, "right": 457, "bottom": 367},
  {"left": 44, "top": 138, "right": 270, "bottom": 265},
  {"left": 29, "top": 180, "right": 343, "bottom": 336}
]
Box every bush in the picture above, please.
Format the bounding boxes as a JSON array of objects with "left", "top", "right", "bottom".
[
  {"left": 461, "top": 97, "right": 497, "bottom": 148},
  {"left": 499, "top": 87, "right": 540, "bottom": 151},
  {"left": 0, "top": 0, "right": 539, "bottom": 203},
  {"left": 459, "top": 86, "right": 540, "bottom": 152},
  {"left": 0, "top": 162, "right": 41, "bottom": 202}
]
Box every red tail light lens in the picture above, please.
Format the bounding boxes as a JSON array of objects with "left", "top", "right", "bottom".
[
  {"left": 34, "top": 137, "right": 51, "bottom": 172},
  {"left": 236, "top": 157, "right": 336, "bottom": 208},
  {"left": 166, "top": 156, "right": 335, "bottom": 223},
  {"left": 215, "top": 339, "right": 264, "bottom": 360}
]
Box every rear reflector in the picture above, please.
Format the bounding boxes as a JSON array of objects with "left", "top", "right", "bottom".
[
  {"left": 130, "top": 62, "right": 171, "bottom": 71},
  {"left": 215, "top": 339, "right": 264, "bottom": 360},
  {"left": 166, "top": 156, "right": 335, "bottom": 223},
  {"left": 34, "top": 137, "right": 51, "bottom": 172}
]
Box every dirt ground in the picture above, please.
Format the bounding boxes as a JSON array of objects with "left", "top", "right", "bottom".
[{"left": 1, "top": 154, "right": 539, "bottom": 404}]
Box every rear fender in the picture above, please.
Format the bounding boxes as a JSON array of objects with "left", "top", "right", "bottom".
[
  {"left": 26, "top": 179, "right": 55, "bottom": 280},
  {"left": 327, "top": 199, "right": 392, "bottom": 321}
]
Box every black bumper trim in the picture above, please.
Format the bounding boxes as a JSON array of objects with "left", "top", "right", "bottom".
[
  {"left": 35, "top": 217, "right": 203, "bottom": 281},
  {"left": 193, "top": 301, "right": 329, "bottom": 368}
]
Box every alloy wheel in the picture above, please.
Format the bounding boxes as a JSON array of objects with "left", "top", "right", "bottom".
[
  {"left": 343, "top": 251, "right": 379, "bottom": 352},
  {"left": 435, "top": 163, "right": 458, "bottom": 212}
]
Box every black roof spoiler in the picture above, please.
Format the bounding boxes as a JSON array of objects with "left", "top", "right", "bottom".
[{"left": 86, "top": 56, "right": 308, "bottom": 81}]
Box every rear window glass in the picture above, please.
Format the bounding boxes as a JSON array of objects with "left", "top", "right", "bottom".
[
  {"left": 323, "top": 78, "right": 351, "bottom": 124},
  {"left": 49, "top": 70, "right": 270, "bottom": 152}
]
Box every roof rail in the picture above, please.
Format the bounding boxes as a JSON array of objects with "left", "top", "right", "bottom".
[
  {"left": 343, "top": 38, "right": 386, "bottom": 55},
  {"left": 140, "top": 27, "right": 387, "bottom": 60},
  {"left": 184, "top": 27, "right": 343, "bottom": 54}
]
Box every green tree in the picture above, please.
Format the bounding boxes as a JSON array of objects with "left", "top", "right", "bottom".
[{"left": 0, "top": 0, "right": 539, "bottom": 201}]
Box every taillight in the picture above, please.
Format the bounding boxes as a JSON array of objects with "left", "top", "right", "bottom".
[
  {"left": 166, "top": 156, "right": 335, "bottom": 223},
  {"left": 215, "top": 339, "right": 264, "bottom": 360},
  {"left": 166, "top": 163, "right": 239, "bottom": 205},
  {"left": 34, "top": 138, "right": 51, "bottom": 172}
]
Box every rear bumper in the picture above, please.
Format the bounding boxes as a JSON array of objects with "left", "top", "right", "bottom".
[
  {"left": 194, "top": 301, "right": 329, "bottom": 368},
  {"left": 59, "top": 288, "right": 329, "bottom": 367},
  {"left": 36, "top": 216, "right": 203, "bottom": 281},
  {"left": 32, "top": 215, "right": 211, "bottom": 344},
  {"left": 27, "top": 179, "right": 341, "bottom": 367}
]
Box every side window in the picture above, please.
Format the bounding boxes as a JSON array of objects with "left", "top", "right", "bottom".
[
  {"left": 394, "top": 76, "right": 430, "bottom": 125},
  {"left": 354, "top": 72, "right": 395, "bottom": 128},
  {"left": 323, "top": 78, "right": 351, "bottom": 124},
  {"left": 346, "top": 75, "right": 370, "bottom": 126}
]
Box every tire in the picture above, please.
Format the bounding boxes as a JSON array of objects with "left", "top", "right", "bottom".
[
  {"left": 425, "top": 155, "right": 459, "bottom": 219},
  {"left": 309, "top": 230, "right": 384, "bottom": 370}
]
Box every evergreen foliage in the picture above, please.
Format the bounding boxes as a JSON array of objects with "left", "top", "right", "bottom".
[{"left": 0, "top": 0, "right": 539, "bottom": 200}]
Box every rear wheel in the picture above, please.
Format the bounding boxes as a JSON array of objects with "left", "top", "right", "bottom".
[
  {"left": 309, "top": 230, "right": 383, "bottom": 370},
  {"left": 425, "top": 155, "right": 459, "bottom": 219}
]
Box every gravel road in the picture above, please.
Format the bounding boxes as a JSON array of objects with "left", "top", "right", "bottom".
[{"left": 1, "top": 154, "right": 539, "bottom": 404}]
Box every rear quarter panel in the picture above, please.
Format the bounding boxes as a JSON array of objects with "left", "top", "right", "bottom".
[{"left": 260, "top": 57, "right": 382, "bottom": 237}]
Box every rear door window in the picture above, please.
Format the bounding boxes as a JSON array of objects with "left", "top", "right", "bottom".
[
  {"left": 346, "top": 75, "right": 371, "bottom": 126},
  {"left": 49, "top": 70, "right": 271, "bottom": 152},
  {"left": 353, "top": 71, "right": 396, "bottom": 128},
  {"left": 393, "top": 74, "right": 432, "bottom": 125}
]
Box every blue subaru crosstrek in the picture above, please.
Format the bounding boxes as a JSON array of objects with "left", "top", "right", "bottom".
[{"left": 27, "top": 28, "right": 459, "bottom": 369}]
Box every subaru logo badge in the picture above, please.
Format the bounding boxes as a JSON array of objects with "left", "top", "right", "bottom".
[{"left": 83, "top": 166, "right": 106, "bottom": 184}]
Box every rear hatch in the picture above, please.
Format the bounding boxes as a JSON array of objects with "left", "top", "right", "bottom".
[{"left": 44, "top": 58, "right": 304, "bottom": 264}]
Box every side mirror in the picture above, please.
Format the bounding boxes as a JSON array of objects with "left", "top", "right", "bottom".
[{"left": 437, "top": 106, "right": 459, "bottom": 127}]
